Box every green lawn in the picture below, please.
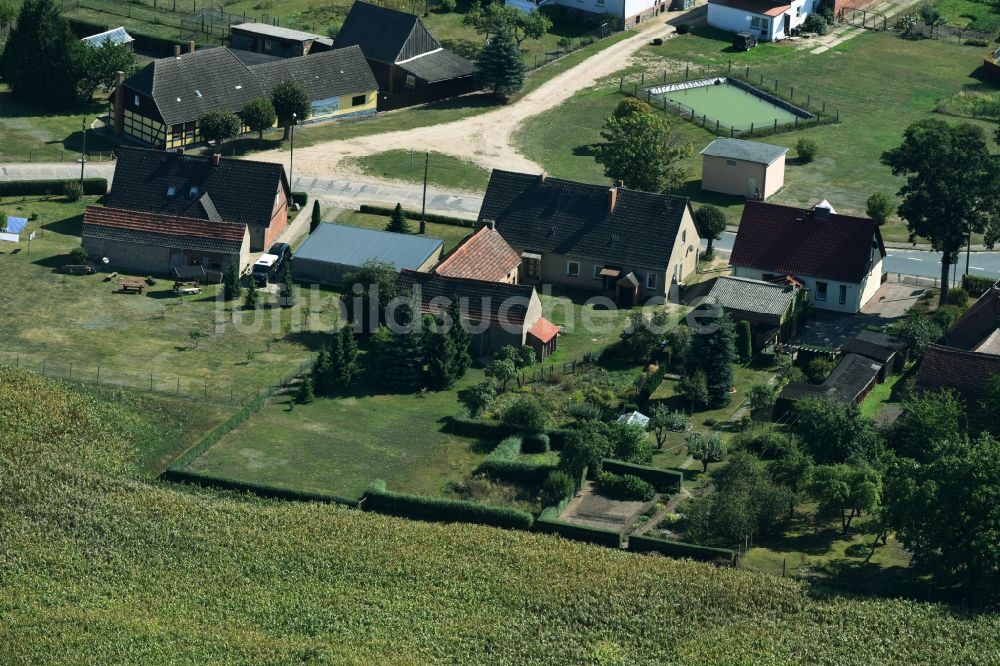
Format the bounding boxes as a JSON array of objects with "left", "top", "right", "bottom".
[
  {"left": 932, "top": 0, "right": 1000, "bottom": 31},
  {"left": 515, "top": 29, "right": 998, "bottom": 241},
  {"left": 336, "top": 210, "right": 472, "bottom": 252},
  {"left": 0, "top": 195, "right": 328, "bottom": 395},
  {"left": 350, "top": 149, "right": 491, "bottom": 192}
]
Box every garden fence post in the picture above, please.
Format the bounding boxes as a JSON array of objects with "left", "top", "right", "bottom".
[
  {"left": 634, "top": 83, "right": 638, "bottom": 95},
  {"left": 641, "top": 73, "right": 644, "bottom": 86},
  {"left": 745, "top": 65, "right": 749, "bottom": 80},
  {"left": 750, "top": 122, "right": 754, "bottom": 137},
  {"left": 685, "top": 65, "right": 689, "bottom": 79},
  {"left": 836, "top": 108, "right": 840, "bottom": 121},
  {"left": 97, "top": 365, "right": 100, "bottom": 383},
  {"left": 176, "top": 377, "right": 180, "bottom": 394},
  {"left": 774, "top": 119, "right": 778, "bottom": 131},
  {"left": 69, "top": 363, "right": 72, "bottom": 381},
  {"left": 42, "top": 358, "right": 45, "bottom": 376},
  {"left": 150, "top": 373, "right": 154, "bottom": 390}
]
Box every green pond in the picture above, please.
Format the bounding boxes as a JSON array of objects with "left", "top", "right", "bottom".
[{"left": 661, "top": 83, "right": 800, "bottom": 131}]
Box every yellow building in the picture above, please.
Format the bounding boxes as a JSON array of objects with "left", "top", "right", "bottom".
[{"left": 111, "top": 45, "right": 378, "bottom": 149}]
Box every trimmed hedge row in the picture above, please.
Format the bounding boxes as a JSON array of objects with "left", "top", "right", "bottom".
[
  {"left": 160, "top": 470, "right": 359, "bottom": 507},
  {"left": 168, "top": 394, "right": 267, "bottom": 471},
  {"left": 628, "top": 535, "right": 736, "bottom": 565},
  {"left": 362, "top": 484, "right": 534, "bottom": 530},
  {"left": 478, "top": 459, "right": 556, "bottom": 485},
  {"left": 547, "top": 428, "right": 574, "bottom": 451},
  {"left": 291, "top": 191, "right": 308, "bottom": 206},
  {"left": 0, "top": 178, "right": 107, "bottom": 197},
  {"left": 535, "top": 518, "right": 623, "bottom": 548},
  {"left": 359, "top": 204, "right": 475, "bottom": 228},
  {"left": 444, "top": 415, "right": 510, "bottom": 439},
  {"left": 963, "top": 274, "right": 997, "bottom": 297},
  {"left": 602, "top": 459, "right": 683, "bottom": 492}
]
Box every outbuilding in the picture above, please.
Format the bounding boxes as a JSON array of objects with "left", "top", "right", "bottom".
[
  {"left": 700, "top": 137, "right": 788, "bottom": 199},
  {"left": 291, "top": 223, "right": 443, "bottom": 285}
]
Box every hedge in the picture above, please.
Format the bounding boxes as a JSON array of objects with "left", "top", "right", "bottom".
[
  {"left": 361, "top": 484, "right": 534, "bottom": 530},
  {"left": 444, "top": 415, "right": 510, "bottom": 439},
  {"left": 359, "top": 204, "right": 474, "bottom": 228},
  {"left": 291, "top": 191, "right": 308, "bottom": 206},
  {"left": 602, "top": 459, "right": 683, "bottom": 492},
  {"left": 627, "top": 535, "right": 736, "bottom": 565},
  {"left": 538, "top": 466, "right": 586, "bottom": 520},
  {"left": 962, "top": 274, "right": 997, "bottom": 297},
  {"left": 167, "top": 393, "right": 267, "bottom": 471},
  {"left": 547, "top": 428, "right": 575, "bottom": 451},
  {"left": 478, "top": 459, "right": 556, "bottom": 485},
  {"left": 0, "top": 178, "right": 107, "bottom": 197},
  {"left": 159, "top": 470, "right": 359, "bottom": 507},
  {"left": 596, "top": 471, "right": 655, "bottom": 501},
  {"left": 534, "top": 518, "right": 623, "bottom": 548}
]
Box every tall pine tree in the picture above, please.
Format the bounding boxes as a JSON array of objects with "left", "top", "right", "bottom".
[
  {"left": 339, "top": 326, "right": 360, "bottom": 385},
  {"left": 376, "top": 298, "right": 424, "bottom": 392},
  {"left": 327, "top": 332, "right": 346, "bottom": 389},
  {"left": 447, "top": 294, "right": 472, "bottom": 378},
  {"left": 222, "top": 262, "right": 242, "bottom": 300},
  {"left": 423, "top": 315, "right": 457, "bottom": 390},
  {"left": 312, "top": 347, "right": 333, "bottom": 395},
  {"left": 687, "top": 303, "right": 736, "bottom": 408},
  {"left": 385, "top": 203, "right": 411, "bottom": 234},
  {"left": 1, "top": 0, "right": 83, "bottom": 108},
  {"left": 475, "top": 19, "right": 524, "bottom": 100},
  {"left": 310, "top": 200, "right": 322, "bottom": 233}
]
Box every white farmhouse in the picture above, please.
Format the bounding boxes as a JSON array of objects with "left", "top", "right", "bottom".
[
  {"left": 507, "top": 0, "right": 667, "bottom": 29},
  {"left": 707, "top": 0, "right": 820, "bottom": 41}
]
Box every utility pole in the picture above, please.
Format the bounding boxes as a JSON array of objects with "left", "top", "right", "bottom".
[
  {"left": 420, "top": 152, "right": 428, "bottom": 235},
  {"left": 289, "top": 112, "right": 296, "bottom": 194},
  {"left": 965, "top": 232, "right": 972, "bottom": 278},
  {"left": 79, "top": 117, "right": 87, "bottom": 185}
]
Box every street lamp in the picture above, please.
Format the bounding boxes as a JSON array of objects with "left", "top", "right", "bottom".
[
  {"left": 79, "top": 117, "right": 87, "bottom": 185},
  {"left": 289, "top": 112, "right": 296, "bottom": 193}
]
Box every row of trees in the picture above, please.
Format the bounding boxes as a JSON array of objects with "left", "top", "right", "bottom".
[{"left": 200, "top": 80, "right": 310, "bottom": 149}]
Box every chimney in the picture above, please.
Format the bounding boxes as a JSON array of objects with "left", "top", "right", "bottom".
[
  {"left": 211, "top": 153, "right": 221, "bottom": 167},
  {"left": 112, "top": 71, "right": 125, "bottom": 136},
  {"left": 608, "top": 186, "right": 618, "bottom": 213},
  {"left": 537, "top": 172, "right": 546, "bottom": 185},
  {"left": 174, "top": 44, "right": 181, "bottom": 57},
  {"left": 188, "top": 40, "right": 196, "bottom": 54},
  {"left": 484, "top": 219, "right": 495, "bottom": 230}
]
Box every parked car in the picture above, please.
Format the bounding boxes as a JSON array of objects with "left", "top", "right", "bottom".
[
  {"left": 268, "top": 242, "right": 291, "bottom": 265},
  {"left": 734, "top": 32, "right": 758, "bottom": 51},
  {"left": 251, "top": 253, "right": 280, "bottom": 287}
]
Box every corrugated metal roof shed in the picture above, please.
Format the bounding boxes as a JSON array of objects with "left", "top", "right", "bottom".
[
  {"left": 707, "top": 276, "right": 795, "bottom": 316},
  {"left": 295, "top": 223, "right": 443, "bottom": 271}
]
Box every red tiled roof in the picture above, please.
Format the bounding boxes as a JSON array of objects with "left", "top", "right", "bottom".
[
  {"left": 435, "top": 225, "right": 521, "bottom": 282},
  {"left": 915, "top": 343, "right": 1000, "bottom": 408},
  {"left": 943, "top": 285, "right": 1000, "bottom": 351},
  {"left": 709, "top": 0, "right": 790, "bottom": 16},
  {"left": 528, "top": 317, "right": 559, "bottom": 344},
  {"left": 730, "top": 201, "right": 886, "bottom": 284},
  {"left": 83, "top": 205, "right": 247, "bottom": 242}
]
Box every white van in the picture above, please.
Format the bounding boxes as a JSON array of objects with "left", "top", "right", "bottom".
[{"left": 251, "top": 253, "right": 280, "bottom": 287}]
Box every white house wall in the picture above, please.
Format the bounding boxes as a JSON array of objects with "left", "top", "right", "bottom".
[
  {"left": 732, "top": 266, "right": 868, "bottom": 313},
  {"left": 707, "top": 0, "right": 817, "bottom": 41}
]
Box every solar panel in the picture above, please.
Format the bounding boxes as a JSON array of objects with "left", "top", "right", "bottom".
[{"left": 5, "top": 216, "right": 28, "bottom": 233}]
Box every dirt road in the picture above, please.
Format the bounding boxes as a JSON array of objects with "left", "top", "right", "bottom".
[{"left": 252, "top": 19, "right": 677, "bottom": 181}]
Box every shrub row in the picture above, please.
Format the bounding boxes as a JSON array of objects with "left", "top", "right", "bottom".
[
  {"left": 596, "top": 471, "right": 655, "bottom": 501},
  {"left": 359, "top": 204, "right": 475, "bottom": 228},
  {"left": 628, "top": 535, "right": 736, "bottom": 565},
  {"left": 547, "top": 428, "right": 574, "bottom": 451},
  {"left": 168, "top": 394, "right": 267, "bottom": 471},
  {"left": 963, "top": 273, "right": 997, "bottom": 297},
  {"left": 444, "top": 415, "right": 510, "bottom": 439},
  {"left": 602, "top": 459, "right": 683, "bottom": 492},
  {"left": 534, "top": 518, "right": 623, "bottom": 548},
  {"left": 479, "top": 459, "right": 556, "bottom": 485},
  {"left": 291, "top": 191, "right": 308, "bottom": 206},
  {"left": 159, "top": 470, "right": 359, "bottom": 507},
  {"left": 538, "top": 466, "right": 586, "bottom": 520},
  {"left": 0, "top": 178, "right": 107, "bottom": 197},
  {"left": 362, "top": 482, "right": 534, "bottom": 530}
]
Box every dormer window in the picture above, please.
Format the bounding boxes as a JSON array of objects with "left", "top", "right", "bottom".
[
  {"left": 194, "top": 89, "right": 203, "bottom": 98},
  {"left": 133, "top": 95, "right": 139, "bottom": 107},
  {"left": 189, "top": 186, "right": 199, "bottom": 198},
  {"left": 166, "top": 186, "right": 176, "bottom": 197}
]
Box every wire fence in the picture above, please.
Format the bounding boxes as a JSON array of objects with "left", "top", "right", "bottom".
[
  {"left": 0, "top": 350, "right": 315, "bottom": 406},
  {"left": 0, "top": 147, "right": 115, "bottom": 163},
  {"left": 618, "top": 65, "right": 839, "bottom": 138}
]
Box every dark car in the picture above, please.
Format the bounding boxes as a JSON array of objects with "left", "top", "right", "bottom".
[
  {"left": 268, "top": 242, "right": 292, "bottom": 265},
  {"left": 734, "top": 32, "right": 758, "bottom": 51}
]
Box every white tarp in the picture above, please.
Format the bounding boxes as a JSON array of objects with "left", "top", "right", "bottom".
[{"left": 0, "top": 232, "right": 20, "bottom": 243}]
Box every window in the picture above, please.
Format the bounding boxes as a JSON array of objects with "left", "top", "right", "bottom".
[
  {"left": 597, "top": 0, "right": 604, "bottom": 5},
  {"left": 166, "top": 186, "right": 176, "bottom": 197},
  {"left": 681, "top": 229, "right": 687, "bottom": 243},
  {"left": 646, "top": 273, "right": 657, "bottom": 290},
  {"left": 796, "top": 5, "right": 801, "bottom": 16},
  {"left": 566, "top": 261, "right": 580, "bottom": 277},
  {"left": 750, "top": 16, "right": 770, "bottom": 32},
  {"left": 593, "top": 265, "right": 602, "bottom": 280},
  {"left": 188, "top": 186, "right": 199, "bottom": 198},
  {"left": 816, "top": 281, "right": 828, "bottom": 301},
  {"left": 405, "top": 75, "right": 416, "bottom": 90},
  {"left": 839, "top": 285, "right": 848, "bottom": 305},
  {"left": 133, "top": 94, "right": 140, "bottom": 107},
  {"left": 352, "top": 94, "right": 366, "bottom": 107},
  {"left": 725, "top": 159, "right": 737, "bottom": 166},
  {"left": 523, "top": 256, "right": 541, "bottom": 280}
]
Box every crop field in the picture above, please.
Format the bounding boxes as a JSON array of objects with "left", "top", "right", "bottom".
[
  {"left": 515, "top": 29, "right": 997, "bottom": 241},
  {"left": 5, "top": 367, "right": 1000, "bottom": 663}
]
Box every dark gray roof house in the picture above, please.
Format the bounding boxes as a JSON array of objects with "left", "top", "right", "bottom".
[
  {"left": 107, "top": 147, "right": 290, "bottom": 251},
  {"left": 250, "top": 47, "right": 378, "bottom": 105},
  {"left": 707, "top": 276, "right": 799, "bottom": 350}
]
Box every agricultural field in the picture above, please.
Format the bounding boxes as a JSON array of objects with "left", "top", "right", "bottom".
[
  {"left": 6, "top": 366, "right": 1000, "bottom": 663},
  {"left": 0, "top": 195, "right": 325, "bottom": 395},
  {"left": 515, "top": 29, "right": 998, "bottom": 241}
]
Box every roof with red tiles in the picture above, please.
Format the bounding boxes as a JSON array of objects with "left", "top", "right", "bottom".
[
  {"left": 82, "top": 205, "right": 247, "bottom": 255},
  {"left": 528, "top": 317, "right": 559, "bottom": 344},
  {"left": 434, "top": 225, "right": 521, "bottom": 282},
  {"left": 708, "top": 0, "right": 790, "bottom": 16},
  {"left": 915, "top": 343, "right": 1000, "bottom": 409},
  {"left": 943, "top": 285, "right": 1000, "bottom": 352},
  {"left": 730, "top": 200, "right": 886, "bottom": 284}
]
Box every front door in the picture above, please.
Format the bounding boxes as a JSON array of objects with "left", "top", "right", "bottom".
[
  {"left": 783, "top": 14, "right": 790, "bottom": 36},
  {"left": 747, "top": 177, "right": 758, "bottom": 199}
]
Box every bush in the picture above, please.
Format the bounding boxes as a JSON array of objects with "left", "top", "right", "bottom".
[
  {"left": 806, "top": 356, "right": 836, "bottom": 384},
  {"left": 69, "top": 246, "right": 89, "bottom": 265},
  {"left": 628, "top": 535, "right": 736, "bottom": 564},
  {"left": 796, "top": 138, "right": 819, "bottom": 163},
  {"left": 602, "top": 459, "right": 682, "bottom": 492},
  {"left": 534, "top": 518, "right": 623, "bottom": 547},
  {"left": 802, "top": 13, "right": 829, "bottom": 35},
  {"left": 541, "top": 470, "right": 577, "bottom": 505},
  {"left": 477, "top": 459, "right": 554, "bottom": 485},
  {"left": 290, "top": 191, "right": 308, "bottom": 207},
  {"left": 946, "top": 287, "right": 969, "bottom": 307},
  {"left": 0, "top": 178, "right": 106, "bottom": 197},
  {"left": 444, "top": 415, "right": 508, "bottom": 439},
  {"left": 733, "top": 430, "right": 793, "bottom": 459},
  {"left": 168, "top": 394, "right": 268, "bottom": 470},
  {"left": 437, "top": 0, "right": 456, "bottom": 11},
  {"left": 359, "top": 204, "right": 474, "bottom": 228},
  {"left": 547, "top": 428, "right": 575, "bottom": 451},
  {"left": 932, "top": 304, "right": 963, "bottom": 329},
  {"left": 596, "top": 471, "right": 655, "bottom": 501},
  {"left": 62, "top": 181, "right": 83, "bottom": 202},
  {"left": 362, "top": 484, "right": 534, "bottom": 530},
  {"left": 676, "top": 23, "right": 692, "bottom": 34},
  {"left": 865, "top": 192, "right": 895, "bottom": 225},
  {"left": 962, "top": 274, "right": 996, "bottom": 297},
  {"left": 523, "top": 432, "right": 550, "bottom": 453},
  {"left": 502, "top": 396, "right": 548, "bottom": 435}
]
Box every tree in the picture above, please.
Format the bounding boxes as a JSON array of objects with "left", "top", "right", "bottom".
[
  {"left": 977, "top": 373, "right": 1000, "bottom": 438},
  {"left": 78, "top": 38, "right": 136, "bottom": 100},
  {"left": 278, "top": 261, "right": 295, "bottom": 309},
  {"left": 883, "top": 434, "right": 1000, "bottom": 601},
  {"left": 694, "top": 205, "right": 727, "bottom": 258},
  {"left": 199, "top": 111, "right": 241, "bottom": 150},
  {"left": 676, "top": 369, "right": 709, "bottom": 413},
  {"left": 791, "top": 399, "right": 880, "bottom": 464},
  {"left": 865, "top": 192, "right": 894, "bottom": 226},
  {"left": 1, "top": 0, "right": 83, "bottom": 108},
  {"left": 687, "top": 432, "right": 726, "bottom": 472},
  {"left": 0, "top": 1, "right": 15, "bottom": 39},
  {"left": 796, "top": 137, "right": 818, "bottom": 163},
  {"left": 608, "top": 421, "right": 652, "bottom": 464},
  {"left": 459, "top": 380, "right": 496, "bottom": 417},
  {"left": 423, "top": 314, "right": 457, "bottom": 390},
  {"left": 687, "top": 303, "right": 736, "bottom": 408},
  {"left": 747, "top": 383, "right": 776, "bottom": 422},
  {"left": 485, "top": 357, "right": 517, "bottom": 392},
  {"left": 243, "top": 282, "right": 257, "bottom": 310},
  {"left": 502, "top": 395, "right": 548, "bottom": 434},
  {"left": 595, "top": 110, "right": 692, "bottom": 193},
  {"left": 619, "top": 310, "right": 671, "bottom": 363},
  {"left": 496, "top": 344, "right": 534, "bottom": 370},
  {"left": 222, "top": 262, "right": 242, "bottom": 301},
  {"left": 809, "top": 463, "right": 881, "bottom": 534},
  {"left": 647, "top": 404, "right": 687, "bottom": 449},
  {"left": 385, "top": 202, "right": 411, "bottom": 233},
  {"left": 310, "top": 200, "right": 321, "bottom": 233},
  {"left": 888, "top": 389, "right": 967, "bottom": 461},
  {"left": 447, "top": 295, "right": 472, "bottom": 378},
  {"left": 893, "top": 312, "right": 941, "bottom": 359},
  {"left": 242, "top": 97, "right": 277, "bottom": 144},
  {"left": 338, "top": 326, "right": 360, "bottom": 386},
  {"left": 313, "top": 346, "right": 336, "bottom": 395},
  {"left": 735, "top": 320, "right": 752, "bottom": 364},
  {"left": 769, "top": 447, "right": 812, "bottom": 519},
  {"left": 188, "top": 329, "right": 205, "bottom": 349},
  {"left": 463, "top": 2, "right": 551, "bottom": 45},
  {"left": 476, "top": 20, "right": 524, "bottom": 99},
  {"left": 295, "top": 375, "right": 315, "bottom": 404},
  {"left": 376, "top": 298, "right": 424, "bottom": 392},
  {"left": 342, "top": 259, "right": 398, "bottom": 334},
  {"left": 559, "top": 423, "right": 612, "bottom": 478},
  {"left": 271, "top": 80, "right": 310, "bottom": 139},
  {"left": 612, "top": 96, "right": 653, "bottom": 119},
  {"left": 881, "top": 119, "right": 999, "bottom": 305}
]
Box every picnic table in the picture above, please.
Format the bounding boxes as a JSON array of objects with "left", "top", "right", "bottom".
[
  {"left": 177, "top": 285, "right": 201, "bottom": 296},
  {"left": 119, "top": 278, "right": 145, "bottom": 294}
]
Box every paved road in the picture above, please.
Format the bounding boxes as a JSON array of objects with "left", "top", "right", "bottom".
[{"left": 709, "top": 231, "right": 1000, "bottom": 280}]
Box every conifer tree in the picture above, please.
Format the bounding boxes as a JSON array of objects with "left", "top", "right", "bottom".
[
  {"left": 385, "top": 203, "right": 411, "bottom": 233},
  {"left": 687, "top": 303, "right": 736, "bottom": 407},
  {"left": 423, "top": 315, "right": 457, "bottom": 390},
  {"left": 1, "top": 0, "right": 83, "bottom": 108},
  {"left": 447, "top": 294, "right": 472, "bottom": 378},
  {"left": 326, "top": 330, "right": 346, "bottom": 388},
  {"left": 475, "top": 19, "right": 524, "bottom": 100},
  {"left": 310, "top": 200, "right": 321, "bottom": 233},
  {"left": 312, "top": 347, "right": 333, "bottom": 395},
  {"left": 295, "top": 375, "right": 315, "bottom": 404},
  {"left": 222, "top": 262, "right": 242, "bottom": 300},
  {"left": 243, "top": 282, "right": 257, "bottom": 310},
  {"left": 376, "top": 299, "right": 424, "bottom": 392},
  {"left": 339, "top": 326, "right": 360, "bottom": 385}
]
